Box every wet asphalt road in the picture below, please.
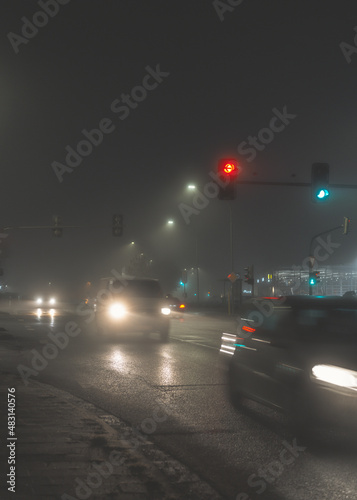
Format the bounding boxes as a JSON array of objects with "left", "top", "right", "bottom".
[{"left": 1, "top": 307, "right": 357, "bottom": 500}]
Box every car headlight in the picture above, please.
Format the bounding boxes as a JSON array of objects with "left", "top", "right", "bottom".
[
  {"left": 108, "top": 303, "right": 127, "bottom": 319},
  {"left": 161, "top": 307, "right": 171, "bottom": 316},
  {"left": 49, "top": 298, "right": 56, "bottom": 305},
  {"left": 36, "top": 298, "right": 43, "bottom": 305},
  {"left": 311, "top": 364, "right": 357, "bottom": 390}
]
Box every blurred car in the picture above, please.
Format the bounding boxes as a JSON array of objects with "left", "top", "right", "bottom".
[
  {"left": 35, "top": 296, "right": 57, "bottom": 307},
  {"left": 95, "top": 277, "right": 170, "bottom": 341},
  {"left": 165, "top": 294, "right": 186, "bottom": 317},
  {"left": 33, "top": 295, "right": 57, "bottom": 315},
  {"left": 228, "top": 295, "right": 357, "bottom": 429},
  {"left": 81, "top": 297, "right": 96, "bottom": 309}
]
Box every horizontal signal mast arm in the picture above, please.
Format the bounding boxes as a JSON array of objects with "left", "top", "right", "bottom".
[{"left": 236, "top": 181, "right": 357, "bottom": 188}]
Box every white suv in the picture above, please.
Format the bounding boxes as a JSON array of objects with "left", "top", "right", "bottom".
[{"left": 95, "top": 277, "right": 170, "bottom": 341}]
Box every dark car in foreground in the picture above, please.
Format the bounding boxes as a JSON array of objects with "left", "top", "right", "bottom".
[
  {"left": 228, "top": 296, "right": 357, "bottom": 429},
  {"left": 95, "top": 277, "right": 170, "bottom": 341}
]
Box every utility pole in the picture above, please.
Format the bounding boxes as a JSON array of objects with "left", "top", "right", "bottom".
[
  {"left": 230, "top": 205, "right": 234, "bottom": 314},
  {"left": 195, "top": 237, "right": 199, "bottom": 305},
  {"left": 308, "top": 223, "right": 346, "bottom": 295}
]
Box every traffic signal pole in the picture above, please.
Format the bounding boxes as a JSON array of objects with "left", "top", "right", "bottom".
[
  {"left": 230, "top": 205, "right": 234, "bottom": 314},
  {"left": 308, "top": 224, "right": 344, "bottom": 295},
  {"left": 1, "top": 214, "right": 124, "bottom": 238},
  {"left": 195, "top": 237, "right": 200, "bottom": 305},
  {"left": 230, "top": 205, "right": 234, "bottom": 272}
]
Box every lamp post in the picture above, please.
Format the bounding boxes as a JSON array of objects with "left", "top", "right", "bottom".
[{"left": 185, "top": 185, "right": 201, "bottom": 305}]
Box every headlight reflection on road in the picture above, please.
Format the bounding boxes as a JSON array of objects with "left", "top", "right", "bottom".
[
  {"left": 110, "top": 348, "right": 174, "bottom": 384},
  {"left": 110, "top": 350, "right": 127, "bottom": 371},
  {"left": 36, "top": 308, "right": 56, "bottom": 321},
  {"left": 158, "top": 354, "right": 174, "bottom": 385}
]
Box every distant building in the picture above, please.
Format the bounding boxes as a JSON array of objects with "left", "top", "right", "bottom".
[{"left": 257, "top": 265, "right": 357, "bottom": 297}]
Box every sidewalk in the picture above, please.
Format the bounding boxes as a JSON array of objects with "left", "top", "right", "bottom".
[{"left": 0, "top": 371, "right": 224, "bottom": 500}]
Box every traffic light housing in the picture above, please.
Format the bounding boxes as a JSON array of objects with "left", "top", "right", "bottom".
[
  {"left": 52, "top": 216, "right": 63, "bottom": 237},
  {"left": 112, "top": 214, "right": 123, "bottom": 237},
  {"left": 311, "top": 163, "right": 330, "bottom": 202},
  {"left": 244, "top": 265, "right": 254, "bottom": 285},
  {"left": 217, "top": 158, "right": 240, "bottom": 200},
  {"left": 309, "top": 271, "right": 320, "bottom": 286}
]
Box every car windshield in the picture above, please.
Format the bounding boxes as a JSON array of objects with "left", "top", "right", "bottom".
[
  {"left": 241, "top": 303, "right": 290, "bottom": 331},
  {"left": 112, "top": 280, "right": 163, "bottom": 299},
  {"left": 242, "top": 303, "right": 357, "bottom": 343}
]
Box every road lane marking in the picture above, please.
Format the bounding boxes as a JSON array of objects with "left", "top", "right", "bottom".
[{"left": 170, "top": 336, "right": 219, "bottom": 350}]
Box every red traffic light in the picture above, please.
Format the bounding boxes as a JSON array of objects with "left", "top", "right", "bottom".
[
  {"left": 223, "top": 162, "right": 235, "bottom": 174},
  {"left": 218, "top": 158, "right": 240, "bottom": 177},
  {"left": 217, "top": 158, "right": 240, "bottom": 200}
]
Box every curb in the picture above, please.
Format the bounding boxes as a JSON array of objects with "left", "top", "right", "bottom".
[{"left": 0, "top": 372, "right": 224, "bottom": 500}]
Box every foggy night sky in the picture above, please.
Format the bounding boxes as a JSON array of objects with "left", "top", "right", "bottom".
[{"left": 1, "top": 0, "right": 357, "bottom": 299}]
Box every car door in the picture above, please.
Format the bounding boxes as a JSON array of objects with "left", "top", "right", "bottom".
[{"left": 244, "top": 308, "right": 294, "bottom": 409}]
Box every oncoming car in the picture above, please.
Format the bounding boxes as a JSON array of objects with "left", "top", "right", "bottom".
[
  {"left": 95, "top": 277, "right": 170, "bottom": 341},
  {"left": 33, "top": 295, "right": 57, "bottom": 316},
  {"left": 165, "top": 294, "right": 186, "bottom": 318},
  {"left": 228, "top": 296, "right": 357, "bottom": 429}
]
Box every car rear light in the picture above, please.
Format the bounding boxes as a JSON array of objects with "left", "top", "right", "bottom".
[{"left": 242, "top": 325, "right": 256, "bottom": 333}]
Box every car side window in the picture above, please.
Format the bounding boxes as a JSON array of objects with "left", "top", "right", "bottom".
[
  {"left": 323, "top": 309, "right": 357, "bottom": 341},
  {"left": 241, "top": 307, "right": 290, "bottom": 341},
  {"left": 294, "top": 309, "right": 329, "bottom": 341}
]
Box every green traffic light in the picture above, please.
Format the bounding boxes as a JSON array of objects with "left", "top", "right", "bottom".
[
  {"left": 316, "top": 189, "right": 330, "bottom": 200},
  {"left": 309, "top": 278, "right": 316, "bottom": 285}
]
